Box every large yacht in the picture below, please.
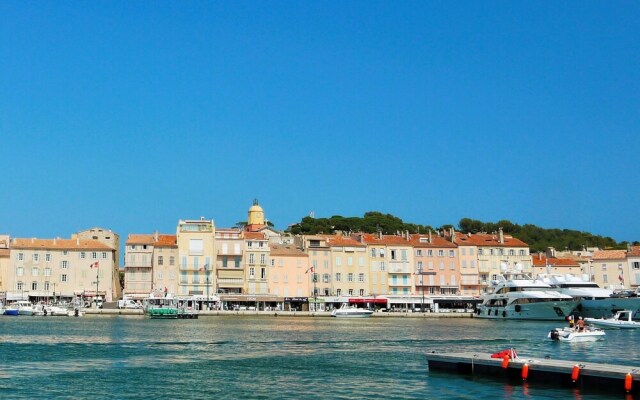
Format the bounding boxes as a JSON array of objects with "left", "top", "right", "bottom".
[
  {"left": 477, "top": 265, "right": 579, "bottom": 320},
  {"left": 536, "top": 273, "right": 640, "bottom": 319}
]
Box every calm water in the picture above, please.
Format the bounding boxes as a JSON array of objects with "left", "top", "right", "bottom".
[{"left": 1, "top": 316, "right": 639, "bottom": 399}]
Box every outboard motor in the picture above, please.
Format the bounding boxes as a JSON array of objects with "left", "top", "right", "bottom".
[{"left": 550, "top": 329, "right": 560, "bottom": 341}]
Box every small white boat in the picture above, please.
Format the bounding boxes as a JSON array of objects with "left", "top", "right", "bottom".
[
  {"left": 548, "top": 327, "right": 606, "bottom": 342},
  {"left": 331, "top": 304, "right": 373, "bottom": 318},
  {"left": 15, "top": 300, "right": 36, "bottom": 316},
  {"left": 585, "top": 310, "right": 640, "bottom": 329}
]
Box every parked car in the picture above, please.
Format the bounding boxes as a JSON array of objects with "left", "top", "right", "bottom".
[{"left": 118, "top": 299, "right": 142, "bottom": 309}]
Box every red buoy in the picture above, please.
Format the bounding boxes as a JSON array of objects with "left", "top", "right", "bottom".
[
  {"left": 502, "top": 355, "right": 510, "bottom": 369},
  {"left": 521, "top": 363, "right": 529, "bottom": 380},
  {"left": 571, "top": 365, "right": 580, "bottom": 382},
  {"left": 625, "top": 372, "right": 633, "bottom": 392}
]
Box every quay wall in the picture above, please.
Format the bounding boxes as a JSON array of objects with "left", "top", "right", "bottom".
[{"left": 83, "top": 309, "right": 474, "bottom": 318}]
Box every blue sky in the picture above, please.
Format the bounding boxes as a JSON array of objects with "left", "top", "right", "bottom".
[{"left": 1, "top": 2, "right": 638, "bottom": 243}]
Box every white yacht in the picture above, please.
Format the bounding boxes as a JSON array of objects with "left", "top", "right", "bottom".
[
  {"left": 331, "top": 304, "right": 373, "bottom": 318},
  {"left": 477, "top": 266, "right": 579, "bottom": 320},
  {"left": 536, "top": 274, "right": 640, "bottom": 319}
]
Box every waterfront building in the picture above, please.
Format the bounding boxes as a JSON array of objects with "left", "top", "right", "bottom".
[
  {"left": 447, "top": 230, "right": 481, "bottom": 296},
  {"left": 176, "top": 218, "right": 216, "bottom": 297},
  {"left": 295, "top": 234, "right": 332, "bottom": 300},
  {"left": 0, "top": 235, "right": 10, "bottom": 301},
  {"left": 590, "top": 249, "right": 628, "bottom": 289},
  {"left": 243, "top": 231, "right": 270, "bottom": 296},
  {"left": 123, "top": 232, "right": 177, "bottom": 300},
  {"left": 7, "top": 236, "right": 117, "bottom": 302},
  {"left": 324, "top": 234, "right": 368, "bottom": 298},
  {"left": 74, "top": 227, "right": 122, "bottom": 300},
  {"left": 215, "top": 228, "right": 245, "bottom": 295},
  {"left": 628, "top": 246, "right": 640, "bottom": 289},
  {"left": 268, "top": 243, "right": 309, "bottom": 310},
  {"left": 408, "top": 232, "right": 460, "bottom": 298},
  {"left": 531, "top": 250, "right": 583, "bottom": 277},
  {"left": 453, "top": 229, "right": 531, "bottom": 294}
]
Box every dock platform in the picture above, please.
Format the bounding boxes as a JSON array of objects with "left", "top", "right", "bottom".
[{"left": 426, "top": 351, "right": 640, "bottom": 395}]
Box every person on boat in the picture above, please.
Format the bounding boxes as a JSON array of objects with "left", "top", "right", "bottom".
[
  {"left": 568, "top": 315, "right": 575, "bottom": 330},
  {"left": 577, "top": 316, "right": 585, "bottom": 332}
]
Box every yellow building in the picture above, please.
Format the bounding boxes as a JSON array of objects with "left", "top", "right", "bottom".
[{"left": 176, "top": 218, "right": 216, "bottom": 298}]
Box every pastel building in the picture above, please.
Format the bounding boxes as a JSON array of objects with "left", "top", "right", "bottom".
[
  {"left": 325, "top": 234, "right": 368, "bottom": 297},
  {"left": 531, "top": 249, "right": 583, "bottom": 278},
  {"left": 268, "top": 243, "right": 309, "bottom": 298},
  {"left": 7, "top": 236, "right": 117, "bottom": 302},
  {"left": 453, "top": 229, "right": 531, "bottom": 293},
  {"left": 409, "top": 233, "right": 460, "bottom": 296},
  {"left": 176, "top": 218, "right": 216, "bottom": 297},
  {"left": 590, "top": 250, "right": 627, "bottom": 289},
  {"left": 295, "top": 234, "right": 332, "bottom": 299},
  {"left": 123, "top": 232, "right": 177, "bottom": 300},
  {"left": 244, "top": 231, "right": 270, "bottom": 295},
  {"left": 627, "top": 246, "right": 640, "bottom": 289},
  {"left": 74, "top": 227, "right": 122, "bottom": 300},
  {"left": 0, "top": 235, "right": 11, "bottom": 297},
  {"left": 215, "top": 228, "right": 245, "bottom": 295}
]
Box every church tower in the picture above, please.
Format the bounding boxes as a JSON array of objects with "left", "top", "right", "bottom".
[{"left": 247, "top": 199, "right": 265, "bottom": 230}]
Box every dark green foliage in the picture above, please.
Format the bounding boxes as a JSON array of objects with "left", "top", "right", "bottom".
[{"left": 286, "top": 213, "right": 626, "bottom": 251}]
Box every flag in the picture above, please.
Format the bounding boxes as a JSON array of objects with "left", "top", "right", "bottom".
[
  {"left": 305, "top": 266, "right": 315, "bottom": 274},
  {"left": 619, "top": 274, "right": 624, "bottom": 283},
  {"left": 90, "top": 261, "right": 99, "bottom": 269}
]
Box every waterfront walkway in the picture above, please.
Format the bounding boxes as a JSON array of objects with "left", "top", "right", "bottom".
[{"left": 84, "top": 309, "right": 474, "bottom": 318}]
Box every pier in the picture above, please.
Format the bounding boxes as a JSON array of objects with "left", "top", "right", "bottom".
[
  {"left": 426, "top": 351, "right": 640, "bottom": 395},
  {"left": 82, "top": 309, "right": 474, "bottom": 318}
]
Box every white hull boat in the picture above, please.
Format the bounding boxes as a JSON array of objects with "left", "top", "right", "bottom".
[
  {"left": 585, "top": 310, "right": 640, "bottom": 329},
  {"left": 548, "top": 327, "right": 606, "bottom": 342},
  {"left": 331, "top": 304, "right": 373, "bottom": 318}
]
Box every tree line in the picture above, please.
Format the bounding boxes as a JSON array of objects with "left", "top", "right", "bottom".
[{"left": 285, "top": 212, "right": 634, "bottom": 252}]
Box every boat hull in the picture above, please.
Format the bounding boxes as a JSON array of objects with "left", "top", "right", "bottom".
[
  {"left": 578, "top": 298, "right": 640, "bottom": 319},
  {"left": 3, "top": 309, "right": 19, "bottom": 316},
  {"left": 477, "top": 300, "right": 579, "bottom": 321},
  {"left": 548, "top": 327, "right": 606, "bottom": 342},
  {"left": 332, "top": 312, "right": 373, "bottom": 318}
]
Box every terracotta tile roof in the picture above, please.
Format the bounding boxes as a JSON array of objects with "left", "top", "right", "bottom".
[
  {"left": 269, "top": 244, "right": 308, "bottom": 257},
  {"left": 12, "top": 238, "right": 113, "bottom": 250},
  {"left": 349, "top": 233, "right": 410, "bottom": 246},
  {"left": 155, "top": 235, "right": 177, "bottom": 247},
  {"left": 408, "top": 234, "right": 457, "bottom": 248},
  {"left": 531, "top": 253, "right": 580, "bottom": 267},
  {"left": 627, "top": 246, "right": 640, "bottom": 257},
  {"left": 318, "top": 234, "right": 366, "bottom": 247},
  {"left": 126, "top": 234, "right": 155, "bottom": 245},
  {"left": 453, "top": 232, "right": 529, "bottom": 247},
  {"left": 592, "top": 250, "right": 627, "bottom": 260},
  {"left": 243, "top": 232, "right": 267, "bottom": 240}
]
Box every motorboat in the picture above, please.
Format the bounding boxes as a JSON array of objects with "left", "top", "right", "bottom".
[
  {"left": 14, "top": 300, "right": 37, "bottom": 316},
  {"left": 3, "top": 304, "right": 19, "bottom": 316},
  {"left": 536, "top": 274, "right": 640, "bottom": 319},
  {"left": 585, "top": 310, "right": 640, "bottom": 329},
  {"left": 44, "top": 304, "right": 73, "bottom": 316},
  {"left": 476, "top": 266, "right": 579, "bottom": 320},
  {"left": 331, "top": 304, "right": 374, "bottom": 318},
  {"left": 548, "top": 326, "right": 606, "bottom": 342}
]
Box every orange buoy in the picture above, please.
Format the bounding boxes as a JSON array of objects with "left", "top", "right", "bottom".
[
  {"left": 502, "top": 355, "right": 510, "bottom": 369},
  {"left": 625, "top": 372, "right": 633, "bottom": 392},
  {"left": 521, "top": 363, "right": 529, "bottom": 380},
  {"left": 571, "top": 365, "right": 580, "bottom": 382}
]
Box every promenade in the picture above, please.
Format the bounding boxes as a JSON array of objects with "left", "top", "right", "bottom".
[{"left": 83, "top": 309, "right": 474, "bottom": 318}]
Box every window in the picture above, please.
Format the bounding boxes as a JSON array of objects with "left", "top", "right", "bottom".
[
  {"left": 130, "top": 245, "right": 136, "bottom": 250},
  {"left": 44, "top": 281, "right": 50, "bottom": 291},
  {"left": 102, "top": 252, "right": 108, "bottom": 259},
  {"left": 602, "top": 264, "right": 607, "bottom": 271},
  {"left": 32, "top": 281, "right": 38, "bottom": 290},
  {"left": 158, "top": 256, "right": 164, "bottom": 266},
  {"left": 509, "top": 249, "right": 515, "bottom": 256},
  {"left": 270, "top": 259, "right": 275, "bottom": 267},
  {"left": 634, "top": 262, "right": 640, "bottom": 270},
  {"left": 17, "top": 281, "right": 24, "bottom": 291},
  {"left": 348, "top": 273, "right": 353, "bottom": 282},
  {"left": 498, "top": 249, "right": 504, "bottom": 255},
  {"left": 359, "top": 289, "right": 365, "bottom": 296},
  {"left": 439, "top": 262, "right": 444, "bottom": 270},
  {"left": 448, "top": 250, "right": 455, "bottom": 257},
  {"left": 416, "top": 249, "right": 422, "bottom": 256},
  {"left": 63, "top": 251, "right": 68, "bottom": 256},
  {"left": 519, "top": 250, "right": 526, "bottom": 256},
  {"left": 169, "top": 256, "right": 175, "bottom": 266},
  {"left": 371, "top": 248, "right": 377, "bottom": 257},
  {"left": 45, "top": 253, "right": 51, "bottom": 262},
  {"left": 336, "top": 273, "right": 342, "bottom": 282},
  {"left": 417, "top": 261, "right": 423, "bottom": 270},
  {"left": 222, "top": 256, "right": 228, "bottom": 268},
  {"left": 44, "top": 267, "right": 51, "bottom": 277},
  {"left": 390, "top": 250, "right": 397, "bottom": 260},
  {"left": 80, "top": 252, "right": 86, "bottom": 259},
  {"left": 323, "top": 273, "right": 330, "bottom": 283},
  {"left": 18, "top": 253, "right": 24, "bottom": 261},
  {"left": 438, "top": 250, "right": 444, "bottom": 257},
  {"left": 603, "top": 274, "right": 608, "bottom": 283},
  {"left": 461, "top": 248, "right": 466, "bottom": 256},
  {"left": 189, "top": 239, "right": 204, "bottom": 255},
  {"left": 427, "top": 250, "right": 433, "bottom": 257},
  {"left": 61, "top": 274, "right": 68, "bottom": 282},
  {"left": 380, "top": 262, "right": 385, "bottom": 271},
  {"left": 336, "top": 289, "right": 342, "bottom": 296},
  {"left": 247, "top": 241, "right": 253, "bottom": 248},
  {"left": 478, "top": 249, "right": 483, "bottom": 255},
  {"left": 260, "top": 253, "right": 266, "bottom": 265},
  {"left": 401, "top": 250, "right": 407, "bottom": 261},
  {"left": 335, "top": 257, "right": 341, "bottom": 266},
  {"left": 33, "top": 254, "right": 39, "bottom": 262},
  {"left": 358, "top": 273, "right": 365, "bottom": 282},
  {"left": 92, "top": 252, "right": 97, "bottom": 259},
  {"left": 249, "top": 267, "right": 255, "bottom": 278},
  {"left": 348, "top": 289, "right": 353, "bottom": 296},
  {"left": 261, "top": 268, "right": 266, "bottom": 279},
  {"left": 60, "top": 261, "right": 69, "bottom": 269},
  {"left": 32, "top": 267, "right": 39, "bottom": 276},
  {"left": 249, "top": 254, "right": 255, "bottom": 264}
]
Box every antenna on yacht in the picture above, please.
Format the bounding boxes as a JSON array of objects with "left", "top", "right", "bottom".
[
  {"left": 515, "top": 262, "right": 522, "bottom": 273},
  {"left": 500, "top": 262, "right": 508, "bottom": 273}
]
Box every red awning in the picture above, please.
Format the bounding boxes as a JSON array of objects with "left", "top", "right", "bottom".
[{"left": 348, "top": 298, "right": 387, "bottom": 304}]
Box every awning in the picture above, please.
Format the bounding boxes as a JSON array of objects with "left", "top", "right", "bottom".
[{"left": 348, "top": 298, "right": 388, "bottom": 304}]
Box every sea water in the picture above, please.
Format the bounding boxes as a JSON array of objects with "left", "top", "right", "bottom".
[{"left": 0, "top": 316, "right": 638, "bottom": 399}]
